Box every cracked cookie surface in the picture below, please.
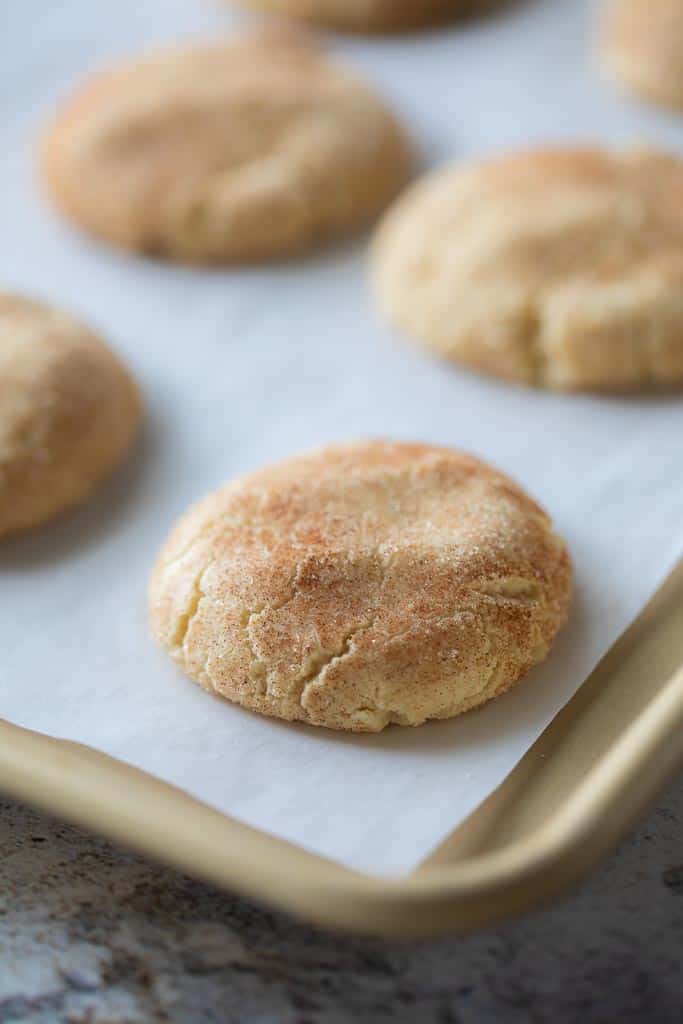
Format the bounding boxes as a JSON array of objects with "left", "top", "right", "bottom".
[
  {"left": 0, "top": 292, "right": 141, "bottom": 539},
  {"left": 372, "top": 147, "right": 683, "bottom": 391},
  {"left": 149, "top": 440, "right": 572, "bottom": 732},
  {"left": 41, "top": 29, "right": 411, "bottom": 263}
]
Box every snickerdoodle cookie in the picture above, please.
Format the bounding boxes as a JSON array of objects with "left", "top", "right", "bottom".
[
  {"left": 372, "top": 147, "right": 683, "bottom": 391},
  {"left": 602, "top": 0, "right": 683, "bottom": 110},
  {"left": 149, "top": 441, "right": 571, "bottom": 732},
  {"left": 231, "top": 0, "right": 495, "bottom": 33},
  {"left": 0, "top": 293, "right": 141, "bottom": 538},
  {"left": 41, "top": 30, "right": 411, "bottom": 262}
]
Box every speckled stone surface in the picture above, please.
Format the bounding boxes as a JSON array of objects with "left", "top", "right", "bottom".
[{"left": 1, "top": 778, "right": 682, "bottom": 1024}]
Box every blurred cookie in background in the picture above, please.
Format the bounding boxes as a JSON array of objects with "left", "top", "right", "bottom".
[
  {"left": 41, "top": 29, "right": 411, "bottom": 263},
  {"left": 228, "top": 0, "right": 500, "bottom": 33},
  {"left": 372, "top": 146, "right": 683, "bottom": 392},
  {"left": 0, "top": 293, "right": 141, "bottom": 539},
  {"left": 601, "top": 0, "right": 683, "bottom": 110}
]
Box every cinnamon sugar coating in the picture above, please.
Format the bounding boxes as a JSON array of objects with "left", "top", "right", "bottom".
[{"left": 149, "top": 441, "right": 572, "bottom": 732}]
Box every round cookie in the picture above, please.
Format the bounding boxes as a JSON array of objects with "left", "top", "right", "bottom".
[
  {"left": 0, "top": 293, "right": 141, "bottom": 539},
  {"left": 602, "top": 0, "right": 683, "bottom": 110},
  {"left": 372, "top": 146, "right": 683, "bottom": 391},
  {"left": 41, "top": 30, "right": 411, "bottom": 263},
  {"left": 149, "top": 440, "right": 571, "bottom": 732},
  {"left": 230, "top": 0, "right": 495, "bottom": 33}
]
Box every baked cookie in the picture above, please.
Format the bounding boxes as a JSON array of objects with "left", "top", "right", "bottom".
[
  {"left": 149, "top": 440, "right": 571, "bottom": 732},
  {"left": 41, "top": 30, "right": 411, "bottom": 263},
  {"left": 230, "top": 0, "right": 495, "bottom": 33},
  {"left": 602, "top": 0, "right": 683, "bottom": 110},
  {"left": 0, "top": 293, "right": 141, "bottom": 539},
  {"left": 372, "top": 147, "right": 683, "bottom": 391}
]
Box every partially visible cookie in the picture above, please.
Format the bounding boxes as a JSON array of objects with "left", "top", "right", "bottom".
[
  {"left": 372, "top": 146, "right": 683, "bottom": 392},
  {"left": 41, "top": 30, "right": 411, "bottom": 263},
  {"left": 230, "top": 0, "right": 495, "bottom": 33},
  {"left": 149, "top": 440, "right": 572, "bottom": 733},
  {"left": 602, "top": 0, "right": 683, "bottom": 110},
  {"left": 0, "top": 293, "right": 141, "bottom": 539}
]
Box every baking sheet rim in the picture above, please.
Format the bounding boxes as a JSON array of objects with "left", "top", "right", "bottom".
[{"left": 1, "top": 560, "right": 682, "bottom": 937}]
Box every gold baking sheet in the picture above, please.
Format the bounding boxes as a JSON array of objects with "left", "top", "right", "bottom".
[{"left": 2, "top": 560, "right": 681, "bottom": 938}]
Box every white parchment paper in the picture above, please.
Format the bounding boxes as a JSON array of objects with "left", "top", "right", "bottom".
[{"left": 2, "top": 0, "right": 683, "bottom": 876}]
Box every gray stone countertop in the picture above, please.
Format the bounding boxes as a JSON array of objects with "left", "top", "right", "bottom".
[{"left": 1, "top": 775, "right": 682, "bottom": 1024}]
